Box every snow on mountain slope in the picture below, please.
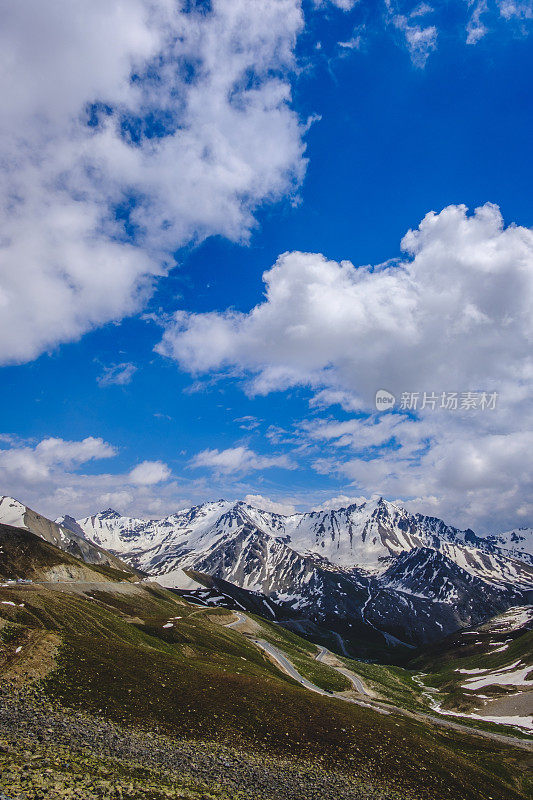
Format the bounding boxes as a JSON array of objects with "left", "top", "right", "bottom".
[
  {"left": 409, "top": 605, "right": 533, "bottom": 729},
  {"left": 4, "top": 491, "right": 530, "bottom": 649},
  {"left": 0, "top": 496, "right": 26, "bottom": 529},
  {"left": 62, "top": 497, "right": 532, "bottom": 649},
  {"left": 483, "top": 527, "right": 533, "bottom": 566},
  {"left": 71, "top": 500, "right": 234, "bottom": 557},
  {"left": 152, "top": 566, "right": 204, "bottom": 590},
  {"left": 0, "top": 496, "right": 134, "bottom": 572},
  {"left": 72, "top": 497, "right": 533, "bottom": 591},
  {"left": 380, "top": 547, "right": 522, "bottom": 608}
]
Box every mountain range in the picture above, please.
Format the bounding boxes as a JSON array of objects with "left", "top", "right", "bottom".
[{"left": 2, "top": 494, "right": 529, "bottom": 657}]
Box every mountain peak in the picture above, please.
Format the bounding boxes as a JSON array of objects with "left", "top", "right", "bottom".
[{"left": 98, "top": 508, "right": 121, "bottom": 519}]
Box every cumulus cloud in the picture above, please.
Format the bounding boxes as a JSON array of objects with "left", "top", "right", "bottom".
[
  {"left": 159, "top": 203, "right": 532, "bottom": 403},
  {"left": 327, "top": 423, "right": 533, "bottom": 532},
  {"left": 0, "top": 0, "right": 306, "bottom": 365},
  {"left": 0, "top": 434, "right": 177, "bottom": 518},
  {"left": 311, "top": 494, "right": 370, "bottom": 511},
  {"left": 129, "top": 460, "right": 171, "bottom": 486},
  {"left": 159, "top": 203, "right": 533, "bottom": 532},
  {"left": 300, "top": 403, "right": 533, "bottom": 532},
  {"left": 0, "top": 436, "right": 116, "bottom": 484},
  {"left": 0, "top": 434, "right": 300, "bottom": 519},
  {"left": 1, "top": 2, "right": 530, "bottom": 368},
  {"left": 309, "top": 389, "right": 365, "bottom": 412},
  {"left": 190, "top": 446, "right": 295, "bottom": 474}
]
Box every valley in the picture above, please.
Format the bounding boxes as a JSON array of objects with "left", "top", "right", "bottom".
[{"left": 0, "top": 497, "right": 532, "bottom": 799}]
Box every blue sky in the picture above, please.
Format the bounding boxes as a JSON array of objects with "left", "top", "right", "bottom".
[{"left": 0, "top": 0, "right": 532, "bottom": 532}]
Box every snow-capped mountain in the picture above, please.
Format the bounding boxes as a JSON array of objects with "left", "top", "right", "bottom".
[
  {"left": 483, "top": 527, "right": 533, "bottom": 566},
  {"left": 69, "top": 497, "right": 533, "bottom": 589},
  {"left": 54, "top": 496, "right": 532, "bottom": 651},
  {"left": 0, "top": 496, "right": 132, "bottom": 572},
  {"left": 2, "top": 491, "right": 529, "bottom": 651}
]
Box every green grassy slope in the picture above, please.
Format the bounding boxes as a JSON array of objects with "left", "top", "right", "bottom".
[
  {"left": 0, "top": 582, "right": 531, "bottom": 800},
  {"left": 243, "top": 613, "right": 351, "bottom": 692}
]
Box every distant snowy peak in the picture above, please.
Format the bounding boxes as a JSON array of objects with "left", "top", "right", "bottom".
[
  {"left": 380, "top": 547, "right": 522, "bottom": 605},
  {"left": 0, "top": 496, "right": 27, "bottom": 529},
  {"left": 76, "top": 499, "right": 235, "bottom": 555},
  {"left": 99, "top": 508, "right": 122, "bottom": 520},
  {"left": 483, "top": 527, "right": 533, "bottom": 564},
  {"left": 4, "top": 492, "right": 531, "bottom": 648},
  {"left": 70, "top": 496, "right": 533, "bottom": 592},
  {"left": 0, "top": 496, "right": 131, "bottom": 571},
  {"left": 55, "top": 514, "right": 87, "bottom": 539}
]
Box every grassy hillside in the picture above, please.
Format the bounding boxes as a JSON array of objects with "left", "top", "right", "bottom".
[
  {"left": 229, "top": 612, "right": 351, "bottom": 692},
  {"left": 0, "top": 581, "right": 531, "bottom": 800}
]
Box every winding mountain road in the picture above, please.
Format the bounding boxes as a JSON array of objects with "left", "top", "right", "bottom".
[
  {"left": 222, "top": 611, "right": 533, "bottom": 751},
  {"left": 253, "top": 640, "right": 334, "bottom": 697},
  {"left": 315, "top": 646, "right": 371, "bottom": 696},
  {"left": 223, "top": 613, "right": 334, "bottom": 695},
  {"left": 223, "top": 615, "right": 377, "bottom": 700},
  {"left": 224, "top": 611, "right": 248, "bottom": 629}
]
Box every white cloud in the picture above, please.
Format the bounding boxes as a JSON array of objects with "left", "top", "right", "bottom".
[
  {"left": 327, "top": 423, "right": 533, "bottom": 533},
  {"left": 466, "top": 0, "right": 489, "bottom": 43},
  {"left": 129, "top": 460, "right": 171, "bottom": 486},
  {"left": 338, "top": 35, "right": 363, "bottom": 50},
  {"left": 497, "top": 0, "right": 533, "bottom": 20},
  {"left": 97, "top": 491, "right": 135, "bottom": 511},
  {"left": 328, "top": 0, "right": 359, "bottom": 9},
  {"left": 97, "top": 363, "right": 137, "bottom": 387},
  {"left": 309, "top": 389, "right": 365, "bottom": 412},
  {"left": 235, "top": 416, "right": 262, "bottom": 431},
  {"left": 0, "top": 436, "right": 116, "bottom": 485},
  {"left": 1, "top": 1, "right": 530, "bottom": 367},
  {"left": 298, "top": 404, "right": 533, "bottom": 532},
  {"left": 159, "top": 203, "right": 533, "bottom": 532},
  {"left": 0, "top": 434, "right": 177, "bottom": 518},
  {"left": 160, "top": 203, "right": 533, "bottom": 404},
  {"left": 0, "top": 434, "right": 301, "bottom": 519},
  {"left": 311, "top": 494, "right": 370, "bottom": 511},
  {"left": 245, "top": 494, "right": 297, "bottom": 515},
  {"left": 385, "top": 2, "right": 437, "bottom": 66},
  {"left": 190, "top": 446, "right": 295, "bottom": 474},
  {"left": 382, "top": 1, "right": 533, "bottom": 62},
  {"left": 313, "top": 0, "right": 359, "bottom": 9},
  {"left": 0, "top": 0, "right": 306, "bottom": 365}
]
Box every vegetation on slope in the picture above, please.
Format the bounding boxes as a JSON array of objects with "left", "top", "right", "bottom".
[
  {"left": 0, "top": 581, "right": 531, "bottom": 800},
  {"left": 244, "top": 613, "right": 351, "bottom": 692}
]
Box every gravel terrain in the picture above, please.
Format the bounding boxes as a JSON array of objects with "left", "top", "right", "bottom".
[{"left": 0, "top": 686, "right": 407, "bottom": 800}]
